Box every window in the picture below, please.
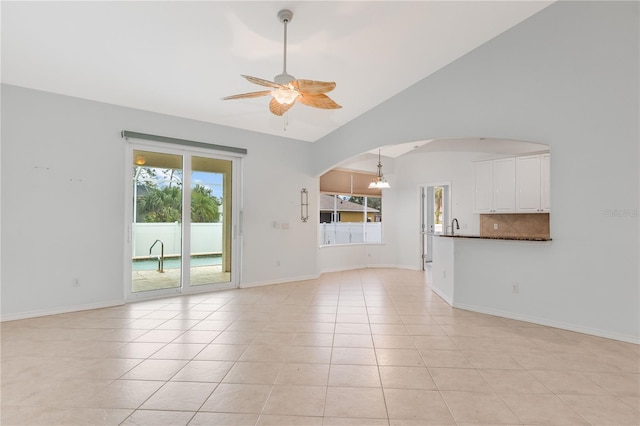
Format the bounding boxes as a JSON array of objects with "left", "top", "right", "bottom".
[
  {"left": 319, "top": 169, "right": 383, "bottom": 245},
  {"left": 433, "top": 186, "right": 444, "bottom": 233}
]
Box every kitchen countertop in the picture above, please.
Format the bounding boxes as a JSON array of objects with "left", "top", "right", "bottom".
[{"left": 434, "top": 234, "right": 552, "bottom": 242}]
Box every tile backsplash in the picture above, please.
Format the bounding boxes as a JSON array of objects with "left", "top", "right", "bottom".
[{"left": 480, "top": 213, "right": 550, "bottom": 239}]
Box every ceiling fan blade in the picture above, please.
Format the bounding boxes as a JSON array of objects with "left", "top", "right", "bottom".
[
  {"left": 291, "top": 80, "right": 336, "bottom": 94},
  {"left": 221, "top": 90, "right": 272, "bottom": 101},
  {"left": 242, "top": 75, "right": 286, "bottom": 89},
  {"left": 297, "top": 93, "right": 342, "bottom": 110},
  {"left": 269, "top": 97, "right": 295, "bottom": 116}
]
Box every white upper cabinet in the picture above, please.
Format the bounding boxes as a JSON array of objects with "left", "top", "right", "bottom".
[
  {"left": 473, "top": 158, "right": 515, "bottom": 213},
  {"left": 473, "top": 160, "right": 494, "bottom": 213},
  {"left": 474, "top": 153, "right": 550, "bottom": 214},
  {"left": 493, "top": 158, "right": 516, "bottom": 212},
  {"left": 541, "top": 153, "right": 551, "bottom": 212},
  {"left": 516, "top": 154, "right": 551, "bottom": 213}
]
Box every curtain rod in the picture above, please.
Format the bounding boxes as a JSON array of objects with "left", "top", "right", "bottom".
[{"left": 121, "top": 131, "right": 247, "bottom": 155}]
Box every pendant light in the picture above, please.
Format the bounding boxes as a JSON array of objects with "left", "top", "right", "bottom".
[{"left": 369, "top": 149, "right": 391, "bottom": 189}]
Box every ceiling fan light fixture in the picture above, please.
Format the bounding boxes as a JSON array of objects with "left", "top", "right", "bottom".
[
  {"left": 271, "top": 87, "right": 300, "bottom": 105},
  {"left": 221, "top": 8, "right": 341, "bottom": 117}
]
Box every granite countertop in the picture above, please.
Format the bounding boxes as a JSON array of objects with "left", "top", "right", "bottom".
[{"left": 435, "top": 234, "right": 552, "bottom": 242}]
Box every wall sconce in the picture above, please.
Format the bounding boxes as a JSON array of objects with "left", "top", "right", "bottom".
[{"left": 301, "top": 188, "right": 309, "bottom": 222}]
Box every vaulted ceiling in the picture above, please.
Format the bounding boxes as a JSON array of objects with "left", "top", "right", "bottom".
[{"left": 2, "top": 1, "right": 552, "bottom": 143}]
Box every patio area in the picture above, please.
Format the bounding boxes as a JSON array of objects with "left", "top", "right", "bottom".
[{"left": 132, "top": 265, "right": 230, "bottom": 293}]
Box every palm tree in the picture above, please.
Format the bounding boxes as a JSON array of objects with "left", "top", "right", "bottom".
[
  {"left": 191, "top": 185, "right": 220, "bottom": 222},
  {"left": 137, "top": 183, "right": 220, "bottom": 223},
  {"left": 137, "top": 186, "right": 182, "bottom": 222}
]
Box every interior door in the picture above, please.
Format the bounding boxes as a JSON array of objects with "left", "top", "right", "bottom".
[
  {"left": 422, "top": 187, "right": 435, "bottom": 267},
  {"left": 422, "top": 184, "right": 450, "bottom": 268}
]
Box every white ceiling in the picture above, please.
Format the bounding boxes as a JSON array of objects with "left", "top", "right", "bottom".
[
  {"left": 2, "top": 1, "right": 552, "bottom": 143},
  {"left": 345, "top": 137, "right": 549, "bottom": 173},
  {"left": 367, "top": 137, "right": 549, "bottom": 159}
]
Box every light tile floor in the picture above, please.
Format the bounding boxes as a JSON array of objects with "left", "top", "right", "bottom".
[{"left": 2, "top": 268, "right": 639, "bottom": 425}]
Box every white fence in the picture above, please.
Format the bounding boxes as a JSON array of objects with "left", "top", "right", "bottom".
[
  {"left": 135, "top": 222, "right": 382, "bottom": 257},
  {"left": 133, "top": 223, "right": 223, "bottom": 257},
  {"left": 320, "top": 222, "right": 382, "bottom": 245}
]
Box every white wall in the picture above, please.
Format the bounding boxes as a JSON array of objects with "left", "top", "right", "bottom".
[
  {"left": 318, "top": 151, "right": 493, "bottom": 272},
  {"left": 1, "top": 85, "right": 319, "bottom": 318},
  {"left": 312, "top": 2, "right": 639, "bottom": 341},
  {"left": 392, "top": 151, "right": 495, "bottom": 270},
  {"left": 2, "top": 2, "right": 638, "bottom": 342},
  {"left": 431, "top": 236, "right": 454, "bottom": 305}
]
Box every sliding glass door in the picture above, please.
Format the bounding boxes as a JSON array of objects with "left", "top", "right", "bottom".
[
  {"left": 190, "top": 156, "right": 232, "bottom": 286},
  {"left": 131, "top": 150, "right": 183, "bottom": 293},
  {"left": 127, "top": 143, "right": 239, "bottom": 299}
]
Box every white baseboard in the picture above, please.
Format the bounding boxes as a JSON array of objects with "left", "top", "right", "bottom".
[
  {"left": 320, "top": 264, "right": 419, "bottom": 274},
  {"left": 431, "top": 286, "right": 454, "bottom": 306},
  {"left": 239, "top": 274, "right": 320, "bottom": 289},
  {"left": 319, "top": 265, "right": 367, "bottom": 274},
  {"left": 1, "top": 299, "right": 125, "bottom": 322},
  {"left": 383, "top": 264, "right": 421, "bottom": 271},
  {"left": 367, "top": 263, "right": 398, "bottom": 269},
  {"left": 453, "top": 301, "right": 640, "bottom": 345},
  {"left": 4, "top": 267, "right": 636, "bottom": 346}
]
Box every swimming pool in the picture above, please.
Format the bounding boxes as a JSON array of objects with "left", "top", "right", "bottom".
[{"left": 132, "top": 255, "right": 222, "bottom": 271}]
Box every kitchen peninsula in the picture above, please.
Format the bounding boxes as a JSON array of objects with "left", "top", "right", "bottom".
[{"left": 431, "top": 233, "right": 552, "bottom": 325}]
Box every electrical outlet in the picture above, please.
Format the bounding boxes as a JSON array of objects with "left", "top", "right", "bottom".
[
  {"left": 443, "top": 270, "right": 447, "bottom": 279},
  {"left": 73, "top": 278, "right": 80, "bottom": 287},
  {"left": 493, "top": 223, "right": 499, "bottom": 230},
  {"left": 512, "top": 283, "right": 519, "bottom": 293}
]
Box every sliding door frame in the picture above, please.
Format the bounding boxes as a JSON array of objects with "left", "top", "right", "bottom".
[{"left": 124, "top": 138, "right": 243, "bottom": 302}]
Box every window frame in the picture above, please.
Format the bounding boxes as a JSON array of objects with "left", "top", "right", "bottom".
[{"left": 319, "top": 193, "right": 383, "bottom": 246}]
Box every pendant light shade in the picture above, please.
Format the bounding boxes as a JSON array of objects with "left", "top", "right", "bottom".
[{"left": 369, "top": 149, "right": 391, "bottom": 189}]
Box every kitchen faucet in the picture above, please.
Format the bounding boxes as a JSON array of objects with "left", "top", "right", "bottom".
[{"left": 451, "top": 218, "right": 460, "bottom": 236}]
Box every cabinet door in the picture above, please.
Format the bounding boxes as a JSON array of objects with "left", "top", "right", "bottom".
[
  {"left": 516, "top": 155, "right": 542, "bottom": 212},
  {"left": 493, "top": 158, "right": 516, "bottom": 213},
  {"left": 473, "top": 160, "right": 493, "bottom": 213},
  {"left": 541, "top": 153, "right": 551, "bottom": 212}
]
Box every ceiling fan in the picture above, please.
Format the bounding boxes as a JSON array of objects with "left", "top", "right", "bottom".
[{"left": 222, "top": 9, "right": 341, "bottom": 116}]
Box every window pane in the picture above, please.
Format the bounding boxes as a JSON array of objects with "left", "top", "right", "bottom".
[
  {"left": 190, "top": 156, "right": 232, "bottom": 286},
  {"left": 319, "top": 193, "right": 382, "bottom": 245},
  {"left": 366, "top": 196, "right": 382, "bottom": 243},
  {"left": 433, "top": 187, "right": 443, "bottom": 233},
  {"left": 132, "top": 150, "right": 182, "bottom": 293}
]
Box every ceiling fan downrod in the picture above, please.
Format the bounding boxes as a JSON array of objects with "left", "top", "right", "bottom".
[{"left": 276, "top": 9, "right": 294, "bottom": 84}]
